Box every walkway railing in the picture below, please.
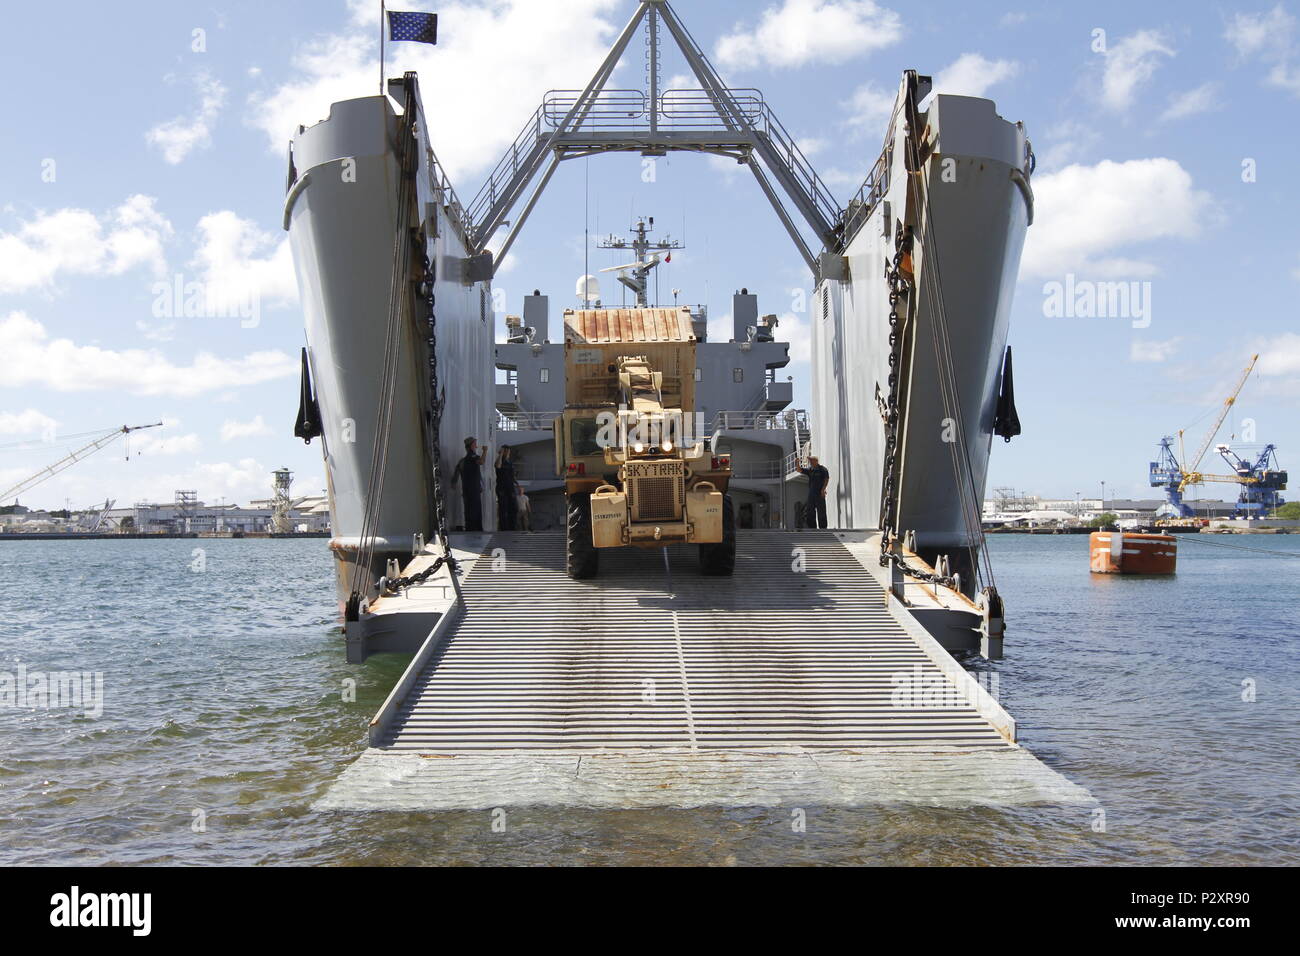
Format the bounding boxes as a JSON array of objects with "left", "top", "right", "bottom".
[
  {"left": 710, "top": 408, "right": 809, "bottom": 432},
  {"left": 464, "top": 87, "right": 842, "bottom": 253},
  {"left": 841, "top": 140, "right": 892, "bottom": 247},
  {"left": 497, "top": 411, "right": 558, "bottom": 432},
  {"left": 730, "top": 459, "right": 784, "bottom": 480}
]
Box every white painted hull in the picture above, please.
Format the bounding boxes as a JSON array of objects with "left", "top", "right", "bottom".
[
  {"left": 812, "top": 91, "right": 1031, "bottom": 565},
  {"left": 286, "top": 93, "right": 495, "bottom": 608}
]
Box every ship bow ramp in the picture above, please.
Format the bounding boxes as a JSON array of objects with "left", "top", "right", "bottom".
[{"left": 317, "top": 531, "right": 1091, "bottom": 811}]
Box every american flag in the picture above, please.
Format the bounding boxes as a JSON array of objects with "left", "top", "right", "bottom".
[{"left": 387, "top": 11, "right": 438, "bottom": 45}]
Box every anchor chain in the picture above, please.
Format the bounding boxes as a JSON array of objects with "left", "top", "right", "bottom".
[
  {"left": 876, "top": 222, "right": 957, "bottom": 589},
  {"left": 380, "top": 553, "right": 456, "bottom": 593},
  {"left": 419, "top": 251, "right": 461, "bottom": 580},
  {"left": 377, "top": 253, "right": 463, "bottom": 595}
]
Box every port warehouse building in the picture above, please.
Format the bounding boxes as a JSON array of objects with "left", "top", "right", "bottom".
[
  {"left": 0, "top": 496, "right": 331, "bottom": 534},
  {"left": 983, "top": 496, "right": 1243, "bottom": 522}
]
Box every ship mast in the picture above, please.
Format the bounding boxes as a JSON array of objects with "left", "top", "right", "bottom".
[{"left": 596, "top": 217, "right": 682, "bottom": 307}]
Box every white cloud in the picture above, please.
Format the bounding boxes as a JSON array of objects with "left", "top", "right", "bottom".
[
  {"left": 220, "top": 415, "right": 274, "bottom": 442},
  {"left": 820, "top": 167, "right": 864, "bottom": 189},
  {"left": 1225, "top": 5, "right": 1300, "bottom": 97},
  {"left": 191, "top": 210, "right": 298, "bottom": 312},
  {"left": 0, "top": 455, "right": 285, "bottom": 511},
  {"left": 1159, "top": 82, "right": 1222, "bottom": 121},
  {"left": 708, "top": 311, "right": 735, "bottom": 343},
  {"left": 707, "top": 153, "right": 749, "bottom": 181},
  {"left": 1225, "top": 4, "right": 1293, "bottom": 58},
  {"left": 705, "top": 310, "right": 810, "bottom": 360},
  {"left": 774, "top": 312, "right": 812, "bottom": 362},
  {"left": 715, "top": 0, "right": 902, "bottom": 72},
  {"left": 135, "top": 318, "right": 177, "bottom": 342},
  {"left": 135, "top": 432, "right": 202, "bottom": 455},
  {"left": 1100, "top": 30, "right": 1175, "bottom": 111},
  {"left": 931, "top": 53, "right": 1020, "bottom": 99},
  {"left": 1000, "top": 12, "right": 1029, "bottom": 27},
  {"left": 841, "top": 81, "right": 895, "bottom": 138},
  {"left": 248, "top": 0, "right": 624, "bottom": 183},
  {"left": 146, "top": 73, "right": 227, "bottom": 164},
  {"left": 0, "top": 195, "right": 171, "bottom": 294},
  {"left": 139, "top": 458, "right": 273, "bottom": 507},
  {"left": 1255, "top": 331, "right": 1300, "bottom": 376},
  {"left": 1019, "top": 158, "right": 1214, "bottom": 278},
  {"left": 1268, "top": 62, "right": 1300, "bottom": 94},
  {"left": 796, "top": 136, "right": 828, "bottom": 157},
  {"left": 1037, "top": 119, "right": 1099, "bottom": 170},
  {"left": 0, "top": 311, "right": 297, "bottom": 397},
  {"left": 1129, "top": 337, "right": 1182, "bottom": 363},
  {"left": 0, "top": 408, "right": 58, "bottom": 436}
]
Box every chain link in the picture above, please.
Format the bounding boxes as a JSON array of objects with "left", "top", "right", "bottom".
[
  {"left": 878, "top": 225, "right": 910, "bottom": 555},
  {"left": 367, "top": 213, "right": 462, "bottom": 597},
  {"left": 875, "top": 223, "right": 958, "bottom": 589},
  {"left": 380, "top": 553, "right": 456, "bottom": 593},
  {"left": 418, "top": 252, "right": 460, "bottom": 581}
]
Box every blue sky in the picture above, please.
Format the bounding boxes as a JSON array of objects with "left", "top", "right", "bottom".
[{"left": 1, "top": 0, "right": 1297, "bottom": 511}]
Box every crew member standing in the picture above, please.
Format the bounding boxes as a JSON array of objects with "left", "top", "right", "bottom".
[
  {"left": 495, "top": 445, "right": 518, "bottom": 531},
  {"left": 453, "top": 436, "right": 487, "bottom": 532},
  {"left": 798, "top": 454, "right": 830, "bottom": 529}
]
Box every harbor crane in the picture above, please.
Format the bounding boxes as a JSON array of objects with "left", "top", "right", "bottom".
[
  {"left": 0, "top": 422, "right": 162, "bottom": 506},
  {"left": 1149, "top": 354, "right": 1286, "bottom": 516},
  {"left": 1214, "top": 443, "right": 1287, "bottom": 514}
]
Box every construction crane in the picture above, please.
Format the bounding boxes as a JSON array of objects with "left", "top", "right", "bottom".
[
  {"left": 0, "top": 423, "right": 162, "bottom": 506},
  {"left": 78, "top": 498, "right": 117, "bottom": 532},
  {"left": 1176, "top": 354, "right": 1258, "bottom": 492},
  {"left": 1149, "top": 354, "right": 1285, "bottom": 517}
]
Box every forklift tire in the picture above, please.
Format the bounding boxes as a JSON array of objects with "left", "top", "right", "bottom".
[
  {"left": 566, "top": 493, "right": 600, "bottom": 579},
  {"left": 698, "top": 494, "right": 736, "bottom": 576}
]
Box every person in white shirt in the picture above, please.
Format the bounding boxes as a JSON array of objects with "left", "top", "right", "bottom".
[{"left": 516, "top": 485, "right": 531, "bottom": 532}]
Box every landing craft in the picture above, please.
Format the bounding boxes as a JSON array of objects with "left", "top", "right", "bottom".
[{"left": 286, "top": 3, "right": 1074, "bottom": 809}]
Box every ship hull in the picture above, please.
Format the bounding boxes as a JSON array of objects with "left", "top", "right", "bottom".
[
  {"left": 812, "top": 91, "right": 1031, "bottom": 585},
  {"left": 286, "top": 92, "right": 495, "bottom": 611}
]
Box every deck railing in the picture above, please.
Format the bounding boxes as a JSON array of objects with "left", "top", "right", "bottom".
[
  {"left": 465, "top": 87, "right": 842, "bottom": 250},
  {"left": 497, "top": 411, "right": 559, "bottom": 432},
  {"left": 710, "top": 408, "right": 809, "bottom": 433},
  {"left": 841, "top": 140, "right": 892, "bottom": 247}
]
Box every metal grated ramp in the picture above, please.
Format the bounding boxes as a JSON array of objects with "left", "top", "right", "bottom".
[{"left": 378, "top": 532, "right": 1011, "bottom": 752}]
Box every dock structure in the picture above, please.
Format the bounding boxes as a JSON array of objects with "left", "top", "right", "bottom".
[{"left": 318, "top": 532, "right": 1093, "bottom": 810}]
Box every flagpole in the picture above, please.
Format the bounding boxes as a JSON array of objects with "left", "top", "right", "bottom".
[{"left": 379, "top": 0, "right": 386, "bottom": 94}]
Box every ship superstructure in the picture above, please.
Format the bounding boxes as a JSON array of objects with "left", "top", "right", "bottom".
[{"left": 496, "top": 219, "right": 807, "bottom": 537}]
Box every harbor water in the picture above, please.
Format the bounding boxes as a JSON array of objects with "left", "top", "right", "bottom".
[{"left": 1, "top": 534, "right": 1296, "bottom": 865}]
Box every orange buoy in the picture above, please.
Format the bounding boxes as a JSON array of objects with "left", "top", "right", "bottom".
[{"left": 1089, "top": 532, "right": 1177, "bottom": 574}]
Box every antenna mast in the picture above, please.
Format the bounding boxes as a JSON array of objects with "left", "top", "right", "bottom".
[{"left": 597, "top": 216, "right": 682, "bottom": 307}]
